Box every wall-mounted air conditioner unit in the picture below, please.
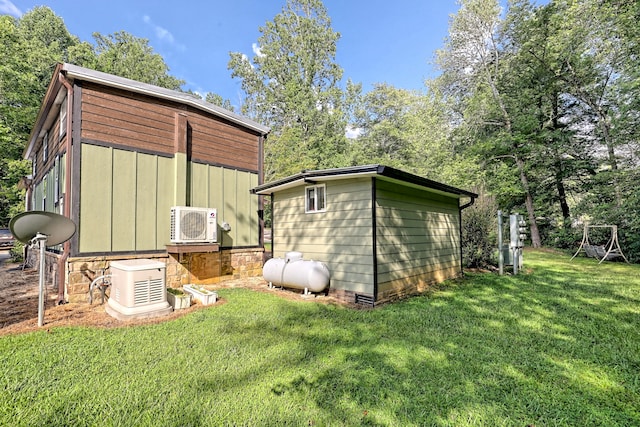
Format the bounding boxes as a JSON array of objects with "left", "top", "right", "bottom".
[{"left": 170, "top": 206, "right": 217, "bottom": 243}]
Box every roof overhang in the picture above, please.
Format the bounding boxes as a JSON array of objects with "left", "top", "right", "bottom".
[
  {"left": 251, "top": 165, "right": 478, "bottom": 201},
  {"left": 24, "top": 63, "right": 271, "bottom": 159}
]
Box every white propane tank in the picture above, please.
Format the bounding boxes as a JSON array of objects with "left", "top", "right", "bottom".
[{"left": 263, "top": 252, "right": 330, "bottom": 293}]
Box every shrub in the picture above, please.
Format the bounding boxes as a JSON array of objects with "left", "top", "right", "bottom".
[{"left": 462, "top": 193, "right": 498, "bottom": 268}]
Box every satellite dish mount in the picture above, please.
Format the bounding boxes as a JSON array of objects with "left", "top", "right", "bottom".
[{"left": 9, "top": 211, "right": 76, "bottom": 327}]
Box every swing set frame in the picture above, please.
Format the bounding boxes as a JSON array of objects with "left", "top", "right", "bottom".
[{"left": 571, "top": 224, "right": 629, "bottom": 264}]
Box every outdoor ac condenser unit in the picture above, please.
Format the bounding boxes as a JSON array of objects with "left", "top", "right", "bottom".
[{"left": 170, "top": 206, "right": 217, "bottom": 243}]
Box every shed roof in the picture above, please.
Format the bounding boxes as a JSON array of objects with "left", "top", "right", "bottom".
[
  {"left": 251, "top": 164, "right": 478, "bottom": 200},
  {"left": 24, "top": 63, "right": 270, "bottom": 158}
]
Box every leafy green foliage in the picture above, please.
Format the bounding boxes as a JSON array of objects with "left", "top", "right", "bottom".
[
  {"left": 1, "top": 250, "right": 639, "bottom": 425},
  {"left": 228, "top": 0, "right": 347, "bottom": 180},
  {"left": 462, "top": 193, "right": 498, "bottom": 268},
  {"left": 0, "top": 6, "right": 185, "bottom": 225}
]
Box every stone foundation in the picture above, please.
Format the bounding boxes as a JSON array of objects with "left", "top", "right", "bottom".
[
  {"left": 165, "top": 248, "right": 264, "bottom": 288},
  {"left": 42, "top": 247, "right": 265, "bottom": 303}
]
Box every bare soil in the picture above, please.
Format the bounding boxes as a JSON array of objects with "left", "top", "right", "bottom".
[{"left": 0, "top": 251, "right": 326, "bottom": 337}]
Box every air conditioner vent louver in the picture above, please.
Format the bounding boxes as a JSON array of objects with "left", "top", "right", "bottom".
[
  {"left": 133, "top": 278, "right": 164, "bottom": 305},
  {"left": 170, "top": 206, "right": 217, "bottom": 243}
]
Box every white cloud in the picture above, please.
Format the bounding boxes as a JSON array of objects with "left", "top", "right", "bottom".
[
  {"left": 142, "top": 15, "right": 185, "bottom": 51},
  {"left": 252, "top": 43, "right": 265, "bottom": 58},
  {"left": 0, "top": 0, "right": 22, "bottom": 17}
]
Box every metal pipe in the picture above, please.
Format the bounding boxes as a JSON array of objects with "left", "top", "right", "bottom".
[
  {"left": 57, "top": 72, "right": 74, "bottom": 304},
  {"left": 498, "top": 210, "right": 504, "bottom": 275},
  {"left": 34, "top": 233, "right": 47, "bottom": 327},
  {"left": 89, "top": 274, "right": 112, "bottom": 304}
]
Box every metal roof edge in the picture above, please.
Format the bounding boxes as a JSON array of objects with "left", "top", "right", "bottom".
[
  {"left": 24, "top": 63, "right": 65, "bottom": 159},
  {"left": 251, "top": 164, "right": 478, "bottom": 199},
  {"left": 61, "top": 63, "right": 270, "bottom": 135}
]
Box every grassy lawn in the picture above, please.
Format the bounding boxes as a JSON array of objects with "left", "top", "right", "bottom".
[{"left": 1, "top": 250, "right": 639, "bottom": 426}]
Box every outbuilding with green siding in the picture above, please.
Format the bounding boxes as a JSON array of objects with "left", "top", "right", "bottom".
[
  {"left": 252, "top": 165, "right": 477, "bottom": 306},
  {"left": 23, "top": 63, "right": 270, "bottom": 303}
]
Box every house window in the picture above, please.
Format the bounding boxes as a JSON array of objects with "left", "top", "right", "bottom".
[
  {"left": 42, "top": 132, "right": 48, "bottom": 163},
  {"left": 59, "top": 95, "right": 67, "bottom": 139},
  {"left": 305, "top": 184, "right": 326, "bottom": 213}
]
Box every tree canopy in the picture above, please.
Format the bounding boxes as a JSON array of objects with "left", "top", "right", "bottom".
[{"left": 1, "top": 1, "right": 639, "bottom": 262}]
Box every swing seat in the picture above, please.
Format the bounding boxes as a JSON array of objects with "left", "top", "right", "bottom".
[
  {"left": 584, "top": 245, "right": 600, "bottom": 258},
  {"left": 585, "top": 244, "right": 622, "bottom": 261},
  {"left": 572, "top": 224, "right": 629, "bottom": 264}
]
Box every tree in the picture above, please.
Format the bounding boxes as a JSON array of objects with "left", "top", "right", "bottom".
[
  {"left": 436, "top": 0, "right": 543, "bottom": 247},
  {"left": 228, "top": 0, "right": 347, "bottom": 180},
  {"left": 0, "top": 6, "right": 185, "bottom": 225},
  {"left": 81, "top": 31, "right": 184, "bottom": 90},
  {"left": 0, "top": 7, "right": 77, "bottom": 225}
]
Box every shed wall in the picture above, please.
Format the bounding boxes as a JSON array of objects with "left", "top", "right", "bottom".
[
  {"left": 375, "top": 179, "right": 461, "bottom": 302},
  {"left": 273, "top": 177, "right": 374, "bottom": 295}
]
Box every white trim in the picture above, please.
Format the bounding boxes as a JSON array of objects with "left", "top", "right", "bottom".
[{"left": 305, "top": 184, "right": 326, "bottom": 213}]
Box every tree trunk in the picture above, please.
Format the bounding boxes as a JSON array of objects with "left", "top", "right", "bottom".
[
  {"left": 556, "top": 172, "right": 571, "bottom": 220},
  {"left": 598, "top": 113, "right": 622, "bottom": 206},
  {"left": 516, "top": 156, "right": 542, "bottom": 247}
]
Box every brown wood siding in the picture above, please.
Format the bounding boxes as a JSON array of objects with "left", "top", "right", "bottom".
[
  {"left": 80, "top": 83, "right": 261, "bottom": 172},
  {"left": 186, "top": 107, "right": 260, "bottom": 171},
  {"left": 80, "top": 84, "right": 175, "bottom": 155},
  {"left": 31, "top": 115, "right": 66, "bottom": 183}
]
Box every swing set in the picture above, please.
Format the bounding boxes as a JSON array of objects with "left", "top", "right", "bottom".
[{"left": 571, "top": 224, "right": 629, "bottom": 264}]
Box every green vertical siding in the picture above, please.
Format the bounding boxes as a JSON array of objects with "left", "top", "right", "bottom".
[
  {"left": 189, "top": 163, "right": 260, "bottom": 247},
  {"left": 80, "top": 144, "right": 113, "bottom": 252},
  {"left": 78, "top": 145, "right": 258, "bottom": 253},
  {"left": 156, "top": 156, "right": 175, "bottom": 246},
  {"left": 273, "top": 178, "right": 374, "bottom": 294},
  {"left": 111, "top": 149, "right": 136, "bottom": 251},
  {"left": 222, "top": 168, "right": 238, "bottom": 247},
  {"left": 375, "top": 179, "right": 461, "bottom": 296},
  {"left": 135, "top": 153, "right": 157, "bottom": 250},
  {"left": 190, "top": 162, "right": 209, "bottom": 208}
]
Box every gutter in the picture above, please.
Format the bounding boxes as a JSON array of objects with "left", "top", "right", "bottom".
[
  {"left": 458, "top": 195, "right": 476, "bottom": 276},
  {"left": 57, "top": 71, "right": 73, "bottom": 304}
]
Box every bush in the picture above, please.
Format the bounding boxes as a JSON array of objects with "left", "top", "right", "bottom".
[
  {"left": 9, "top": 241, "right": 24, "bottom": 263},
  {"left": 462, "top": 194, "right": 498, "bottom": 268}
]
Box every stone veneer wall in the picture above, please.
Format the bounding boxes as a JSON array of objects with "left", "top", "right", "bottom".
[{"left": 58, "top": 248, "right": 264, "bottom": 303}]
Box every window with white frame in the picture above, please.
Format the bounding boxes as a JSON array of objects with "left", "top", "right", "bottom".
[
  {"left": 59, "top": 95, "right": 67, "bottom": 139},
  {"left": 305, "top": 184, "right": 326, "bottom": 213},
  {"left": 42, "top": 132, "right": 48, "bottom": 163}
]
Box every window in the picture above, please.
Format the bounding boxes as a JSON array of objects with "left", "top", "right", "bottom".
[
  {"left": 59, "top": 95, "right": 67, "bottom": 139},
  {"left": 42, "top": 132, "right": 48, "bottom": 163},
  {"left": 305, "top": 184, "right": 326, "bottom": 213}
]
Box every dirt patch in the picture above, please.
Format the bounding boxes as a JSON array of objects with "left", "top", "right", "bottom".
[{"left": 0, "top": 251, "right": 329, "bottom": 337}]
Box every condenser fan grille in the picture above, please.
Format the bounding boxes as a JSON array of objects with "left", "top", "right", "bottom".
[{"left": 180, "top": 211, "right": 207, "bottom": 239}]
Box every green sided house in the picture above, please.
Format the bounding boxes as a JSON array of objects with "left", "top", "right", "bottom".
[
  {"left": 24, "top": 63, "right": 270, "bottom": 303},
  {"left": 251, "top": 165, "right": 477, "bottom": 306}
]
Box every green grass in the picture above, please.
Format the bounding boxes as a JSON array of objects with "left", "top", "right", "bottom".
[{"left": 1, "top": 250, "right": 639, "bottom": 426}]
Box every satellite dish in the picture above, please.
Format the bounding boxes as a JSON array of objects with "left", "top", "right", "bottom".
[
  {"left": 9, "top": 211, "right": 77, "bottom": 327},
  {"left": 9, "top": 211, "right": 76, "bottom": 246}
]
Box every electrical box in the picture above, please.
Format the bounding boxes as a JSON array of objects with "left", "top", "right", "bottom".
[{"left": 510, "top": 214, "right": 526, "bottom": 248}]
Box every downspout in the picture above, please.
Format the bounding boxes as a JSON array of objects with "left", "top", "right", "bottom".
[
  {"left": 458, "top": 196, "right": 476, "bottom": 276},
  {"left": 57, "top": 72, "right": 73, "bottom": 304}
]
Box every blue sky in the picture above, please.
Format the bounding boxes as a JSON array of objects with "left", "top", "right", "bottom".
[{"left": 3, "top": 0, "right": 461, "bottom": 109}]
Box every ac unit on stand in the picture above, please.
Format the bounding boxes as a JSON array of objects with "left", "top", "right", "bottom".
[{"left": 170, "top": 206, "right": 217, "bottom": 243}]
